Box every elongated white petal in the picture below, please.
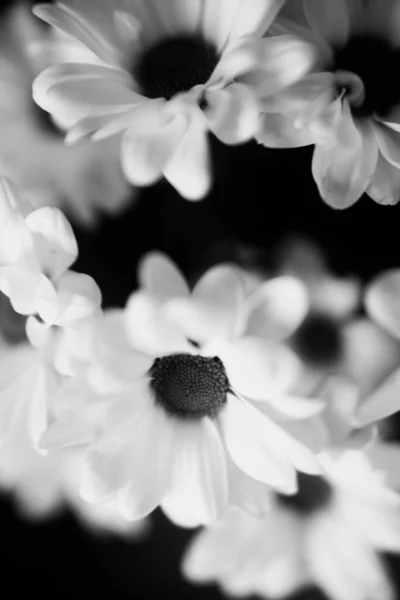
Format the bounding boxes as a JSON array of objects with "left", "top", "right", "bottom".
[
  {"left": 206, "top": 83, "right": 259, "bottom": 145},
  {"left": 356, "top": 367, "right": 400, "bottom": 426},
  {"left": 367, "top": 154, "right": 400, "bottom": 205},
  {"left": 365, "top": 269, "right": 400, "bottom": 339},
  {"left": 374, "top": 123, "right": 400, "bottom": 169},
  {"left": 220, "top": 394, "right": 297, "bottom": 491},
  {"left": 161, "top": 418, "right": 228, "bottom": 527}
]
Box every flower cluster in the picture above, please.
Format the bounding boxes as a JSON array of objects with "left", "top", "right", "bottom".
[{"left": 2, "top": 0, "right": 400, "bottom": 599}]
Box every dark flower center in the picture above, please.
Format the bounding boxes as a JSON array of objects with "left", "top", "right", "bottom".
[
  {"left": 292, "top": 312, "right": 343, "bottom": 367},
  {"left": 135, "top": 34, "right": 219, "bottom": 101},
  {"left": 332, "top": 35, "right": 400, "bottom": 118},
  {"left": 276, "top": 472, "right": 333, "bottom": 515},
  {"left": 149, "top": 353, "right": 230, "bottom": 419}
]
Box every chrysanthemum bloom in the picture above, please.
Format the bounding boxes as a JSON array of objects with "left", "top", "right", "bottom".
[
  {"left": 0, "top": 3, "right": 131, "bottom": 225},
  {"left": 32, "top": 0, "right": 315, "bottom": 200},
  {"left": 41, "top": 252, "right": 324, "bottom": 527},
  {"left": 0, "top": 334, "right": 147, "bottom": 537},
  {"left": 258, "top": 0, "right": 400, "bottom": 208},
  {"left": 184, "top": 448, "right": 400, "bottom": 600}
]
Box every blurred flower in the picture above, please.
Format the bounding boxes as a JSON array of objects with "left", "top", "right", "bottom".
[
  {"left": 0, "top": 2, "right": 131, "bottom": 226},
  {"left": 0, "top": 338, "right": 147, "bottom": 537},
  {"left": 356, "top": 268, "right": 400, "bottom": 426},
  {"left": 184, "top": 447, "right": 400, "bottom": 600},
  {"left": 41, "top": 252, "right": 324, "bottom": 528},
  {"left": 258, "top": 0, "right": 400, "bottom": 208},
  {"left": 33, "top": 0, "right": 314, "bottom": 200}
]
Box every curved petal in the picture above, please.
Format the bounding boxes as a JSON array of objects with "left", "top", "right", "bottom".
[
  {"left": 312, "top": 107, "right": 378, "bottom": 209},
  {"left": 163, "top": 113, "right": 211, "bottom": 200},
  {"left": 250, "top": 35, "right": 316, "bottom": 97},
  {"left": 220, "top": 337, "right": 301, "bottom": 398},
  {"left": 161, "top": 418, "right": 228, "bottom": 527},
  {"left": 25, "top": 207, "right": 78, "bottom": 278},
  {"left": 206, "top": 83, "right": 259, "bottom": 145},
  {"left": 355, "top": 366, "right": 400, "bottom": 426},
  {"left": 125, "top": 290, "right": 192, "bottom": 355},
  {"left": 219, "top": 394, "right": 297, "bottom": 491},
  {"left": 165, "top": 265, "right": 245, "bottom": 344},
  {"left": 49, "top": 271, "right": 102, "bottom": 327},
  {"left": 365, "top": 269, "right": 400, "bottom": 339},
  {"left": 373, "top": 123, "right": 400, "bottom": 169},
  {"left": 122, "top": 112, "right": 187, "bottom": 187},
  {"left": 229, "top": 0, "right": 286, "bottom": 41},
  {"left": 367, "top": 154, "right": 400, "bottom": 205},
  {"left": 33, "top": 63, "right": 140, "bottom": 121},
  {"left": 245, "top": 276, "right": 309, "bottom": 342},
  {"left": 138, "top": 252, "right": 189, "bottom": 301},
  {"left": 257, "top": 112, "right": 315, "bottom": 147},
  {"left": 303, "top": 0, "right": 350, "bottom": 46}
]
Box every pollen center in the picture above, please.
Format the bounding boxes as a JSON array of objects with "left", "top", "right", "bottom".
[
  {"left": 292, "top": 312, "right": 343, "bottom": 368},
  {"left": 135, "top": 35, "right": 219, "bottom": 101},
  {"left": 149, "top": 353, "right": 230, "bottom": 419},
  {"left": 276, "top": 472, "right": 333, "bottom": 515},
  {"left": 332, "top": 35, "right": 400, "bottom": 118}
]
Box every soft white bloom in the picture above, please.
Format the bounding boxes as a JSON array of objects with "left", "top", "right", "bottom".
[
  {"left": 32, "top": 0, "right": 315, "bottom": 200},
  {"left": 41, "top": 252, "right": 325, "bottom": 527},
  {"left": 0, "top": 2, "right": 131, "bottom": 225},
  {"left": 258, "top": 0, "right": 400, "bottom": 208},
  {"left": 184, "top": 447, "right": 400, "bottom": 600}
]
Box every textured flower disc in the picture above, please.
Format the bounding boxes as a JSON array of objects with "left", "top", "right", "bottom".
[
  {"left": 276, "top": 472, "right": 333, "bottom": 515},
  {"left": 332, "top": 35, "right": 400, "bottom": 118},
  {"left": 135, "top": 34, "right": 219, "bottom": 100},
  {"left": 150, "top": 353, "right": 230, "bottom": 419},
  {"left": 292, "top": 312, "right": 343, "bottom": 367}
]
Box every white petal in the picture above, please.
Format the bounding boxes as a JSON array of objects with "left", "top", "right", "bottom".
[
  {"left": 250, "top": 35, "right": 316, "bottom": 97},
  {"left": 205, "top": 83, "right": 259, "bottom": 145},
  {"left": 161, "top": 418, "right": 228, "bottom": 527},
  {"left": 33, "top": 3, "right": 119, "bottom": 63},
  {"left": 163, "top": 113, "right": 211, "bottom": 201},
  {"left": 122, "top": 111, "right": 187, "bottom": 187},
  {"left": 0, "top": 177, "right": 33, "bottom": 222},
  {"left": 365, "top": 269, "right": 400, "bottom": 339},
  {"left": 165, "top": 265, "right": 245, "bottom": 343},
  {"left": 220, "top": 337, "right": 301, "bottom": 398},
  {"left": 25, "top": 207, "right": 78, "bottom": 278},
  {"left": 138, "top": 251, "right": 189, "bottom": 301},
  {"left": 312, "top": 107, "right": 378, "bottom": 209},
  {"left": 356, "top": 367, "right": 400, "bottom": 426},
  {"left": 374, "top": 123, "right": 400, "bottom": 168},
  {"left": 257, "top": 112, "right": 315, "bottom": 147},
  {"left": 28, "top": 365, "right": 59, "bottom": 453},
  {"left": 303, "top": 0, "right": 350, "bottom": 46},
  {"left": 367, "top": 154, "right": 400, "bottom": 205},
  {"left": 245, "top": 276, "right": 309, "bottom": 341},
  {"left": 125, "top": 290, "right": 191, "bottom": 355},
  {"left": 117, "top": 408, "right": 176, "bottom": 520},
  {"left": 51, "top": 271, "right": 102, "bottom": 327},
  {"left": 0, "top": 265, "right": 41, "bottom": 316},
  {"left": 220, "top": 394, "right": 297, "bottom": 491},
  {"left": 202, "top": 0, "right": 243, "bottom": 50},
  {"left": 229, "top": 0, "right": 286, "bottom": 41}
]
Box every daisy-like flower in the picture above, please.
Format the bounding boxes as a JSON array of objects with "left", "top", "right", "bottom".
[
  {"left": 184, "top": 447, "right": 400, "bottom": 600},
  {"left": 0, "top": 2, "right": 131, "bottom": 226},
  {"left": 32, "top": 0, "right": 315, "bottom": 200},
  {"left": 258, "top": 0, "right": 400, "bottom": 208},
  {"left": 41, "top": 252, "right": 324, "bottom": 528}
]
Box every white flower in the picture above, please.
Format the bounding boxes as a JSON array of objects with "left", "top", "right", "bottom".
[
  {"left": 32, "top": 0, "right": 314, "bottom": 200},
  {"left": 258, "top": 0, "right": 400, "bottom": 208},
  {"left": 0, "top": 3, "right": 131, "bottom": 226},
  {"left": 41, "top": 252, "right": 324, "bottom": 527},
  {"left": 184, "top": 447, "right": 400, "bottom": 600}
]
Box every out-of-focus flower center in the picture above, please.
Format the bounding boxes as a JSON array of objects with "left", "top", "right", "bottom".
[
  {"left": 276, "top": 472, "right": 333, "bottom": 514},
  {"left": 149, "top": 353, "right": 230, "bottom": 419},
  {"left": 135, "top": 34, "right": 219, "bottom": 100},
  {"left": 332, "top": 35, "right": 400, "bottom": 118},
  {"left": 292, "top": 312, "right": 343, "bottom": 367}
]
